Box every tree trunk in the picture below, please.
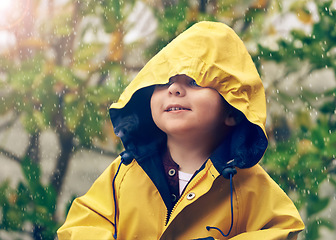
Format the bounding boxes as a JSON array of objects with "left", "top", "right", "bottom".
[
  {"left": 50, "top": 129, "right": 74, "bottom": 197},
  {"left": 27, "top": 132, "right": 40, "bottom": 164}
]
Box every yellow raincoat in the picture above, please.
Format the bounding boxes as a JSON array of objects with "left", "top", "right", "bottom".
[{"left": 58, "top": 21, "right": 305, "bottom": 240}]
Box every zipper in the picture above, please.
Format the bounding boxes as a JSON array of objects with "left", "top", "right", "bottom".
[
  {"left": 164, "top": 163, "right": 211, "bottom": 226},
  {"left": 164, "top": 208, "right": 169, "bottom": 226}
]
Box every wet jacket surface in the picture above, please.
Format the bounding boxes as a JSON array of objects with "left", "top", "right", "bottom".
[{"left": 57, "top": 21, "right": 305, "bottom": 239}]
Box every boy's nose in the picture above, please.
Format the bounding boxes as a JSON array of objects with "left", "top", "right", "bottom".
[{"left": 168, "top": 82, "right": 186, "bottom": 96}]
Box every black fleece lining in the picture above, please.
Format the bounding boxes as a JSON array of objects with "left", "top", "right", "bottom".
[{"left": 137, "top": 148, "right": 175, "bottom": 214}]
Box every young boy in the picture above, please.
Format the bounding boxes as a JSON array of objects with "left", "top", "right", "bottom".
[{"left": 57, "top": 21, "right": 305, "bottom": 239}]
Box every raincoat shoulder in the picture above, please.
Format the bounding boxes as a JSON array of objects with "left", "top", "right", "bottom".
[
  {"left": 57, "top": 156, "right": 128, "bottom": 239},
  {"left": 230, "top": 164, "right": 305, "bottom": 239}
]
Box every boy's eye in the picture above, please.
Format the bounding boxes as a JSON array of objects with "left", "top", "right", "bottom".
[
  {"left": 189, "top": 80, "right": 199, "bottom": 87},
  {"left": 155, "top": 79, "right": 200, "bottom": 88}
]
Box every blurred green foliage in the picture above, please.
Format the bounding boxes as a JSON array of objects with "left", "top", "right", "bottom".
[
  {"left": 255, "top": 1, "right": 336, "bottom": 239},
  {"left": 0, "top": 157, "right": 58, "bottom": 239},
  {"left": 0, "top": 0, "right": 335, "bottom": 239},
  {"left": 263, "top": 115, "right": 336, "bottom": 239}
]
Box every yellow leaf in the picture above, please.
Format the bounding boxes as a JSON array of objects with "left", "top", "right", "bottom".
[
  {"left": 107, "top": 30, "right": 124, "bottom": 62},
  {"left": 251, "top": 0, "right": 269, "bottom": 9},
  {"left": 268, "top": 25, "right": 277, "bottom": 35},
  {"left": 33, "top": 110, "right": 45, "bottom": 129},
  {"left": 297, "top": 139, "right": 317, "bottom": 155},
  {"left": 297, "top": 9, "right": 313, "bottom": 24},
  {"left": 18, "top": 37, "right": 48, "bottom": 49}
]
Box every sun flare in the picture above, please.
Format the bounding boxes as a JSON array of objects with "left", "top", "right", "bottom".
[
  {"left": 0, "top": 0, "right": 12, "bottom": 12},
  {"left": 0, "top": 0, "right": 29, "bottom": 29}
]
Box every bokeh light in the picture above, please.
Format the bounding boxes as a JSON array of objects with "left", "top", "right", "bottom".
[
  {"left": 0, "top": 0, "right": 29, "bottom": 30},
  {"left": 0, "top": 0, "right": 12, "bottom": 12}
]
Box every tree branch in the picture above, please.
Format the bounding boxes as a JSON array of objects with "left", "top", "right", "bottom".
[
  {"left": 79, "top": 145, "right": 119, "bottom": 158},
  {"left": 50, "top": 130, "right": 74, "bottom": 196},
  {"left": 0, "top": 112, "right": 19, "bottom": 132},
  {"left": 0, "top": 146, "right": 22, "bottom": 163},
  {"left": 27, "top": 132, "right": 41, "bottom": 164}
]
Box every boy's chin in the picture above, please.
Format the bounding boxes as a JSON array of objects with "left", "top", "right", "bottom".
[
  {"left": 162, "top": 129, "right": 191, "bottom": 137},
  {"left": 165, "top": 128, "right": 213, "bottom": 139}
]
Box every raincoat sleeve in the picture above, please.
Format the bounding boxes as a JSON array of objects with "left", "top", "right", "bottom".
[
  {"left": 57, "top": 157, "right": 124, "bottom": 240},
  {"left": 230, "top": 164, "right": 305, "bottom": 240}
]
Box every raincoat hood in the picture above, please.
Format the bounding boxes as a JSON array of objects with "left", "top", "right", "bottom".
[{"left": 109, "top": 21, "right": 268, "bottom": 171}]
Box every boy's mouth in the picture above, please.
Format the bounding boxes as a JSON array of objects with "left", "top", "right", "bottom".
[
  {"left": 165, "top": 105, "right": 191, "bottom": 112},
  {"left": 166, "top": 107, "right": 189, "bottom": 111}
]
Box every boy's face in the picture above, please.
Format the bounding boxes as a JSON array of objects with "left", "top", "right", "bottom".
[{"left": 150, "top": 74, "right": 231, "bottom": 139}]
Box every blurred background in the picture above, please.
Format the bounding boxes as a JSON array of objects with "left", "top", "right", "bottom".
[{"left": 0, "top": 0, "right": 335, "bottom": 239}]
